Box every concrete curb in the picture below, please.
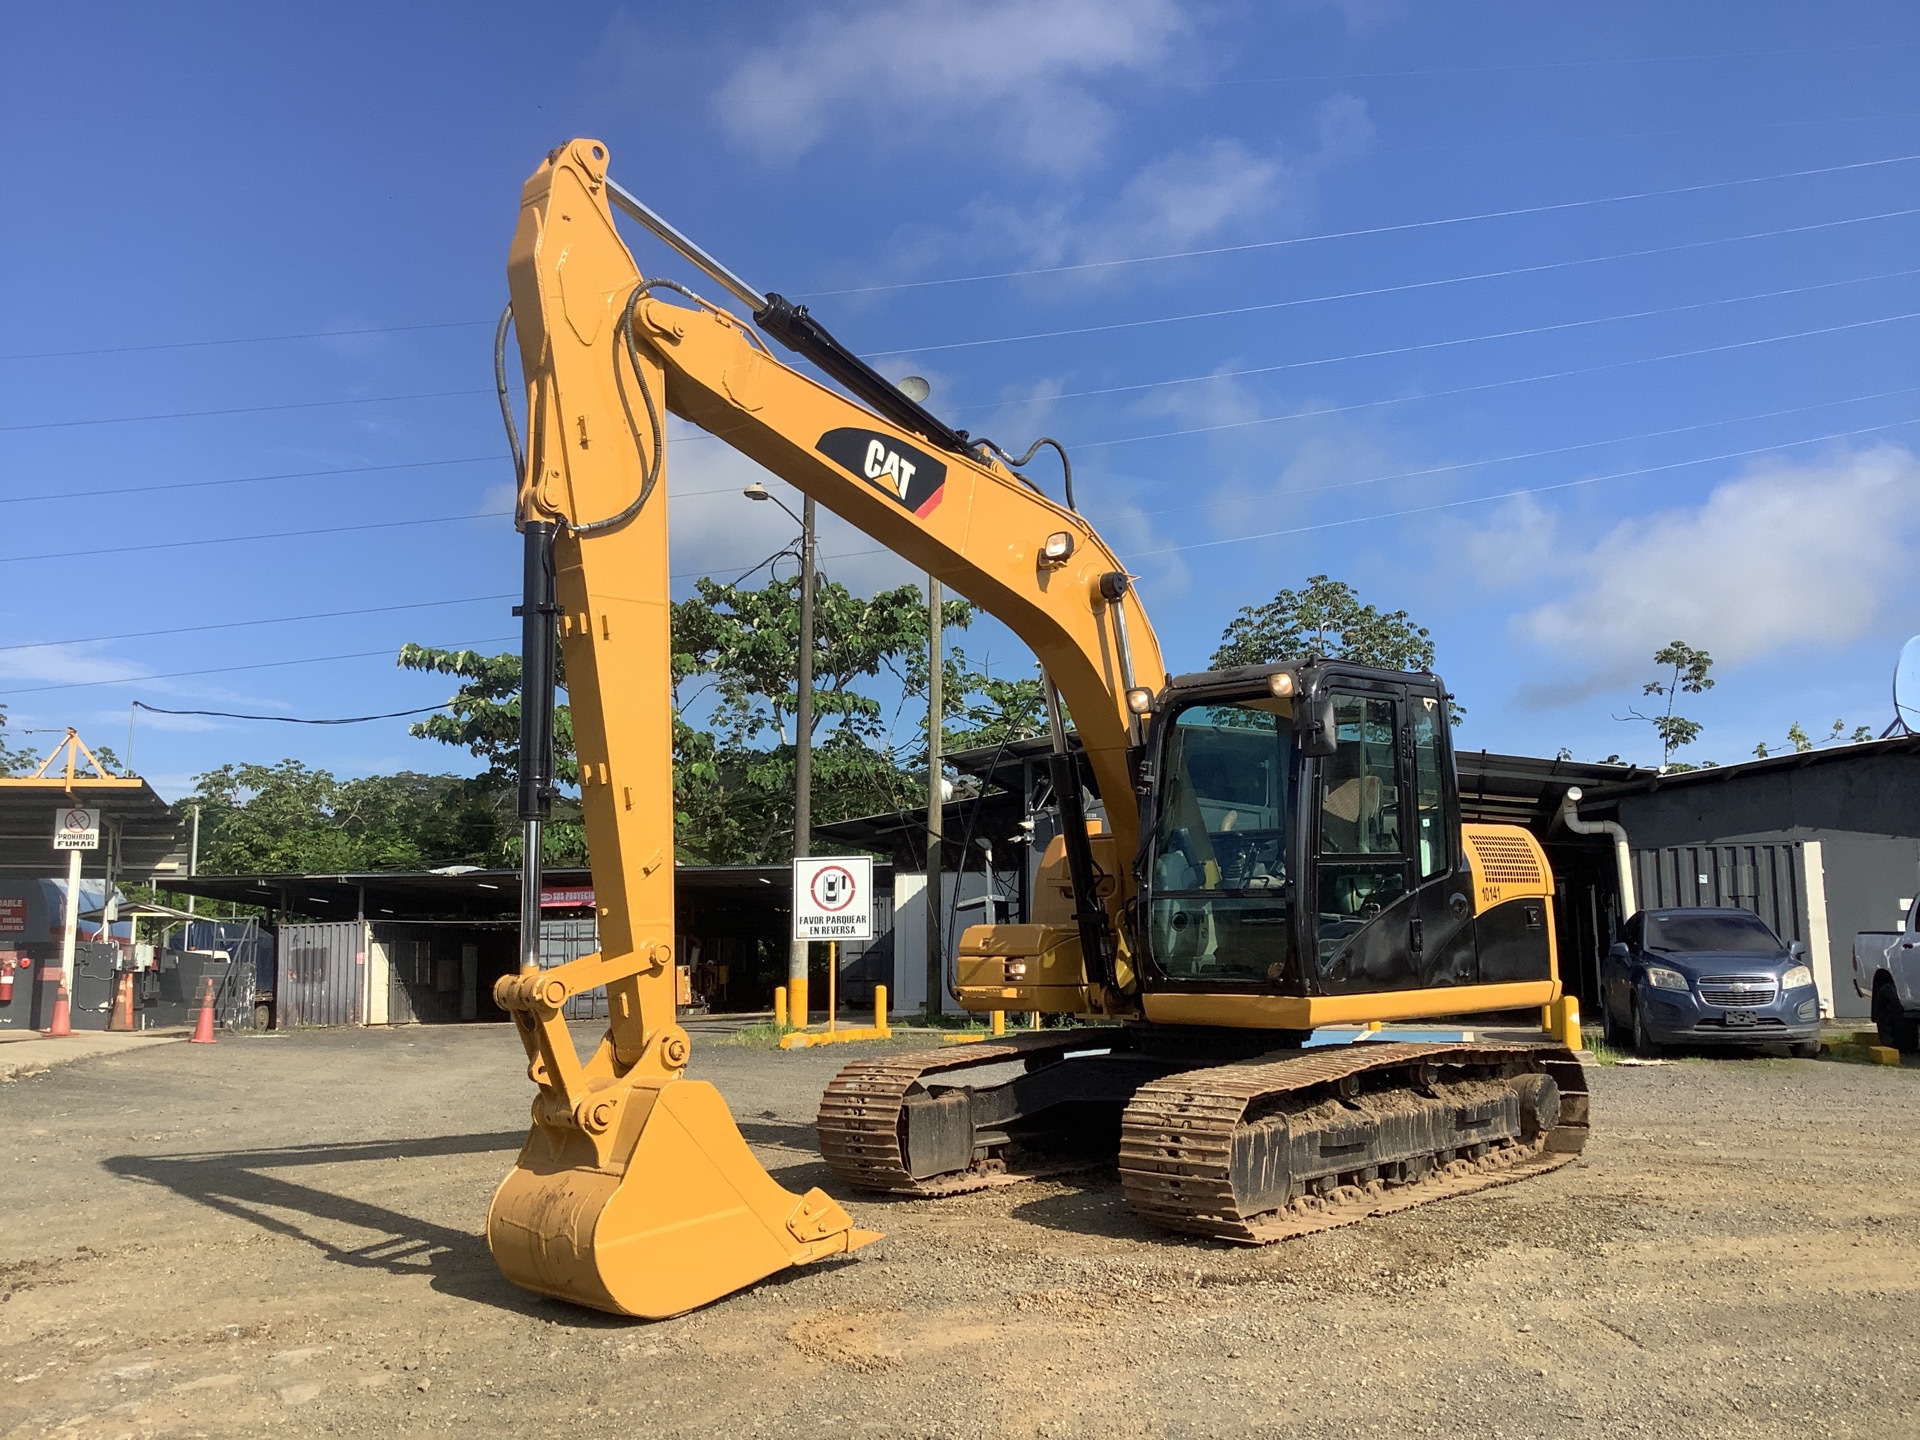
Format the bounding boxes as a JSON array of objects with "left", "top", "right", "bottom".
[{"left": 0, "top": 1028, "right": 188, "bottom": 1079}]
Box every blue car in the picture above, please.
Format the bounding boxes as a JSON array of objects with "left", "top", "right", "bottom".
[{"left": 1600, "top": 907, "right": 1822, "bottom": 1058}]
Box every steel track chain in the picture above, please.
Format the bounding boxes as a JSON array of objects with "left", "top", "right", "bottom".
[
  {"left": 1117, "top": 1041, "right": 1590, "bottom": 1243},
  {"left": 816, "top": 1029, "right": 1131, "bottom": 1196}
]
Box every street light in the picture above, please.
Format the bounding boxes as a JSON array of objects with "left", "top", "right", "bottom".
[{"left": 746, "top": 480, "right": 817, "bottom": 1023}]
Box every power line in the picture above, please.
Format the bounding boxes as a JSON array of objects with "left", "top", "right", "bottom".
[
  {"left": 0, "top": 319, "right": 493, "bottom": 364},
  {"left": 0, "top": 594, "right": 515, "bottom": 655},
  {"left": 17, "top": 415, "right": 1913, "bottom": 694},
  {"left": 12, "top": 308, "right": 1916, "bottom": 572},
  {"left": 0, "top": 637, "right": 518, "bottom": 698},
  {"left": 1078, "top": 308, "right": 1920, "bottom": 449},
  {"left": 0, "top": 511, "right": 512, "bottom": 567},
  {"left": 1019, "top": 313, "right": 1920, "bottom": 436},
  {"left": 0, "top": 387, "right": 490, "bottom": 434},
  {"left": 811, "top": 151, "right": 1920, "bottom": 297},
  {"left": 0, "top": 454, "right": 506, "bottom": 507},
  {"left": 1131, "top": 416, "right": 1920, "bottom": 559},
  {"left": 882, "top": 260, "right": 1920, "bottom": 359},
  {"left": 132, "top": 699, "right": 455, "bottom": 725},
  {"left": 1135, "top": 382, "right": 1920, "bottom": 516},
  {"left": 8, "top": 208, "right": 1913, "bottom": 451}
]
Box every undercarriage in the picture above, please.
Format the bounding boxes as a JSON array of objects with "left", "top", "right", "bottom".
[{"left": 817, "top": 1029, "right": 1588, "bottom": 1240}]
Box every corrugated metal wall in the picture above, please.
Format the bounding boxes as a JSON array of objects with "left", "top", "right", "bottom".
[
  {"left": 277, "top": 921, "right": 368, "bottom": 1027},
  {"left": 1631, "top": 842, "right": 1809, "bottom": 945},
  {"left": 539, "top": 918, "right": 605, "bottom": 1021}
]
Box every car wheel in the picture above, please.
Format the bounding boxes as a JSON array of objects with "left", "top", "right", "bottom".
[
  {"left": 1873, "top": 980, "right": 1920, "bottom": 1053},
  {"left": 1789, "top": 1039, "right": 1821, "bottom": 1060},
  {"left": 1630, "top": 998, "right": 1663, "bottom": 1058}
]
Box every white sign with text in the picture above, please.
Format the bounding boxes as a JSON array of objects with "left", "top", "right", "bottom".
[{"left": 793, "top": 856, "right": 874, "bottom": 941}]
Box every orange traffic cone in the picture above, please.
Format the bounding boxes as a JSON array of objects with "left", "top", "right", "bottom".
[
  {"left": 108, "top": 972, "right": 135, "bottom": 1032},
  {"left": 43, "top": 974, "right": 72, "bottom": 1037},
  {"left": 189, "top": 975, "right": 217, "bottom": 1044}
]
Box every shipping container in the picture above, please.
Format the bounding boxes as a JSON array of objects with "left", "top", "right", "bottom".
[{"left": 277, "top": 921, "right": 368, "bottom": 1027}]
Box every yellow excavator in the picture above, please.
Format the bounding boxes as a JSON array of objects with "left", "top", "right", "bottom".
[{"left": 487, "top": 139, "right": 1588, "bottom": 1318}]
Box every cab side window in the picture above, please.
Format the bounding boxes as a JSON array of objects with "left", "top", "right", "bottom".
[
  {"left": 1316, "top": 694, "right": 1409, "bottom": 971},
  {"left": 1410, "top": 696, "right": 1447, "bottom": 880},
  {"left": 1318, "top": 696, "right": 1399, "bottom": 856}
]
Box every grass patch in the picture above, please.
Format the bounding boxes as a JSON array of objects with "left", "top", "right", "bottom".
[
  {"left": 1580, "top": 1025, "right": 1625, "bottom": 1065},
  {"left": 717, "top": 1021, "right": 792, "bottom": 1049}
]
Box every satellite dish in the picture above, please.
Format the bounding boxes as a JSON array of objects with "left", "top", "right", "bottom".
[
  {"left": 1896, "top": 635, "right": 1920, "bottom": 735},
  {"left": 897, "top": 375, "right": 931, "bottom": 404}
]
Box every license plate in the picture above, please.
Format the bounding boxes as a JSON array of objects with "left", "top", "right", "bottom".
[{"left": 1724, "top": 1011, "right": 1757, "bottom": 1028}]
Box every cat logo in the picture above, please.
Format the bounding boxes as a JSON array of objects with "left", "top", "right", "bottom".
[{"left": 815, "top": 427, "right": 947, "bottom": 516}]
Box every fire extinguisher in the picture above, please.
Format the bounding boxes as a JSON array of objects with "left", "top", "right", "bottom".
[{"left": 0, "top": 957, "right": 15, "bottom": 1006}]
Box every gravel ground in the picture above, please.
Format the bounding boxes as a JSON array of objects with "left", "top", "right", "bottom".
[{"left": 2, "top": 1023, "right": 1916, "bottom": 1439}]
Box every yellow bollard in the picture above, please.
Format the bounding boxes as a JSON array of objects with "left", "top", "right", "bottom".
[
  {"left": 773, "top": 986, "right": 787, "bottom": 1030},
  {"left": 874, "top": 984, "right": 888, "bottom": 1030},
  {"left": 1540, "top": 1004, "right": 1554, "bottom": 1033},
  {"left": 1549, "top": 996, "right": 1582, "bottom": 1051},
  {"left": 991, "top": 1010, "right": 1005, "bottom": 1036},
  {"left": 789, "top": 975, "right": 808, "bottom": 1029}
]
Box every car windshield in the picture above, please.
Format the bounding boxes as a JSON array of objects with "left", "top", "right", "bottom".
[{"left": 1646, "top": 912, "right": 1782, "bottom": 953}]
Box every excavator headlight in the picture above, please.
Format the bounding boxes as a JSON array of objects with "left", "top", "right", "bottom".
[
  {"left": 1126, "top": 687, "right": 1155, "bottom": 716},
  {"left": 1268, "top": 672, "right": 1295, "bottom": 698},
  {"left": 1039, "top": 531, "right": 1076, "bottom": 568}
]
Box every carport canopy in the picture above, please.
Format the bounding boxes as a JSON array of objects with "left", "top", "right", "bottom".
[{"left": 0, "top": 774, "right": 188, "bottom": 881}]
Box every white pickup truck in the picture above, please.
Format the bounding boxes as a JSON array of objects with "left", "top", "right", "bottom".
[{"left": 1857, "top": 894, "right": 1920, "bottom": 1051}]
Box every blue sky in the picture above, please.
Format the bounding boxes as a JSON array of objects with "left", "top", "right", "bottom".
[{"left": 3, "top": 1, "right": 1918, "bottom": 798}]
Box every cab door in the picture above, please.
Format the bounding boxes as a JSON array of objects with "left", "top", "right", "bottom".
[{"left": 1309, "top": 683, "right": 1476, "bottom": 994}]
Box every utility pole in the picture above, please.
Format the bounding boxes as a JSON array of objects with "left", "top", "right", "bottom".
[
  {"left": 925, "top": 575, "right": 944, "bottom": 1019},
  {"left": 745, "top": 482, "right": 819, "bottom": 1024},
  {"left": 790, "top": 495, "right": 818, "bottom": 1023}
]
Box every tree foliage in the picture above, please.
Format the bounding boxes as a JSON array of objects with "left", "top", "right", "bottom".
[
  {"left": 0, "top": 705, "right": 40, "bottom": 776},
  {"left": 395, "top": 644, "right": 586, "bottom": 864},
  {"left": 396, "top": 573, "right": 1046, "bottom": 869},
  {"left": 1620, "top": 640, "right": 1715, "bottom": 767},
  {"left": 1753, "top": 718, "right": 1875, "bottom": 759},
  {"left": 183, "top": 761, "right": 516, "bottom": 875},
  {"left": 1210, "top": 574, "right": 1460, "bottom": 721}
]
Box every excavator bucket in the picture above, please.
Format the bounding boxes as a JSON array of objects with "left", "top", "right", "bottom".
[{"left": 488, "top": 1075, "right": 881, "bottom": 1319}]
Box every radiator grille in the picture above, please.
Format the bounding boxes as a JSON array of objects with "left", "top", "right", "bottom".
[
  {"left": 1698, "top": 976, "right": 1777, "bottom": 1008},
  {"left": 1466, "top": 831, "right": 1545, "bottom": 887}
]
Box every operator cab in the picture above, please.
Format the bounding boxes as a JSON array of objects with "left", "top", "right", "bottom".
[{"left": 1137, "top": 661, "right": 1472, "bottom": 1000}]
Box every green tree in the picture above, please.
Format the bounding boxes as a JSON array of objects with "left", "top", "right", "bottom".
[
  {"left": 182, "top": 761, "right": 516, "bottom": 874},
  {"left": 1621, "top": 641, "right": 1714, "bottom": 767},
  {"left": 1211, "top": 574, "right": 1460, "bottom": 722},
  {"left": 671, "top": 575, "right": 955, "bottom": 862},
  {"left": 1213, "top": 575, "right": 1436, "bottom": 670},
  {"left": 0, "top": 705, "right": 40, "bottom": 776},
  {"left": 1754, "top": 718, "right": 1875, "bottom": 759},
  {"left": 395, "top": 644, "right": 585, "bottom": 864}
]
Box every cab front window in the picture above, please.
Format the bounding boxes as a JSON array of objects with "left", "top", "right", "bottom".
[{"left": 1147, "top": 698, "right": 1296, "bottom": 986}]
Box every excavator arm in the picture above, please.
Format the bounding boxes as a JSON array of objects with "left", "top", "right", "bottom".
[{"left": 486, "top": 138, "right": 1161, "bottom": 1317}]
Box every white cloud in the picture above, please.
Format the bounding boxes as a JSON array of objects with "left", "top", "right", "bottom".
[
  {"left": 1491, "top": 444, "right": 1920, "bottom": 702},
  {"left": 712, "top": 0, "right": 1191, "bottom": 174},
  {"left": 0, "top": 643, "right": 152, "bottom": 689},
  {"left": 1284, "top": 0, "right": 1400, "bottom": 35},
  {"left": 889, "top": 94, "right": 1373, "bottom": 287}
]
